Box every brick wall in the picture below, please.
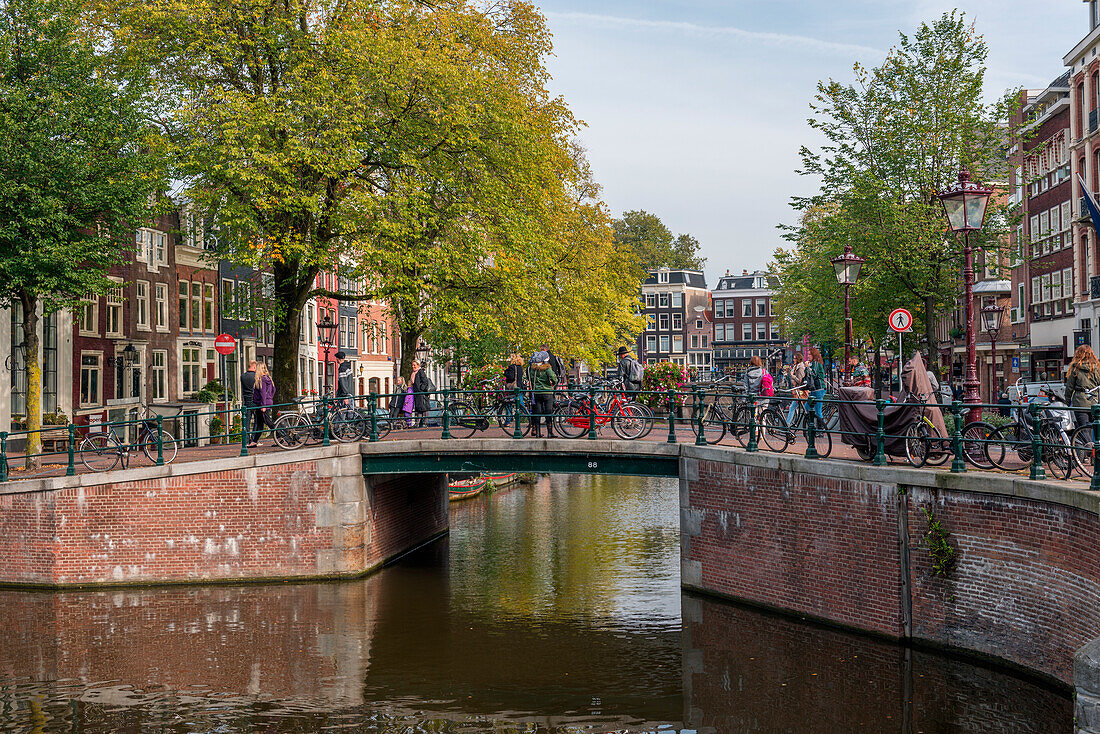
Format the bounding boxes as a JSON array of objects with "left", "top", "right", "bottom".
[
  {"left": 682, "top": 450, "right": 1100, "bottom": 687},
  {"left": 0, "top": 447, "right": 448, "bottom": 586}
]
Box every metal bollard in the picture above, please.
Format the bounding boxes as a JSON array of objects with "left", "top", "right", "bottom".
[
  {"left": 694, "top": 386, "right": 706, "bottom": 446},
  {"left": 950, "top": 401, "right": 966, "bottom": 473},
  {"left": 156, "top": 414, "right": 165, "bottom": 466},
  {"left": 1091, "top": 405, "right": 1100, "bottom": 492},
  {"left": 321, "top": 394, "right": 331, "bottom": 447},
  {"left": 747, "top": 396, "right": 759, "bottom": 452},
  {"left": 240, "top": 404, "right": 249, "bottom": 457},
  {"left": 588, "top": 385, "right": 598, "bottom": 440},
  {"left": 67, "top": 423, "right": 76, "bottom": 476},
  {"left": 0, "top": 431, "right": 8, "bottom": 482},
  {"left": 666, "top": 388, "right": 676, "bottom": 444},
  {"left": 440, "top": 389, "right": 451, "bottom": 440},
  {"left": 873, "top": 399, "right": 887, "bottom": 466},
  {"left": 804, "top": 394, "right": 819, "bottom": 459},
  {"left": 369, "top": 393, "right": 380, "bottom": 442},
  {"left": 513, "top": 386, "right": 523, "bottom": 439},
  {"left": 1028, "top": 402, "right": 1045, "bottom": 481}
]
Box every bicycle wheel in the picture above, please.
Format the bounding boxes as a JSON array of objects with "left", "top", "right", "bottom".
[
  {"left": 80, "top": 433, "right": 122, "bottom": 472},
  {"left": 1042, "top": 427, "right": 1074, "bottom": 480},
  {"left": 445, "top": 402, "right": 481, "bottom": 439},
  {"left": 731, "top": 405, "right": 753, "bottom": 448},
  {"left": 374, "top": 416, "right": 393, "bottom": 440},
  {"left": 985, "top": 423, "right": 1029, "bottom": 472},
  {"left": 809, "top": 418, "right": 832, "bottom": 458},
  {"left": 612, "top": 404, "right": 647, "bottom": 440},
  {"left": 331, "top": 408, "right": 364, "bottom": 442},
  {"left": 272, "top": 413, "right": 310, "bottom": 449},
  {"left": 1071, "top": 424, "right": 1096, "bottom": 479},
  {"left": 141, "top": 429, "right": 178, "bottom": 465},
  {"left": 554, "top": 403, "right": 592, "bottom": 439},
  {"left": 626, "top": 402, "right": 655, "bottom": 438},
  {"left": 904, "top": 422, "right": 930, "bottom": 468},
  {"left": 692, "top": 405, "right": 727, "bottom": 445},
  {"left": 960, "top": 421, "right": 995, "bottom": 470},
  {"left": 761, "top": 410, "right": 790, "bottom": 452}
]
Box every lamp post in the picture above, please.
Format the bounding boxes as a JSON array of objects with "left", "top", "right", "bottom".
[
  {"left": 938, "top": 168, "right": 994, "bottom": 422},
  {"left": 830, "top": 244, "right": 864, "bottom": 385},
  {"left": 981, "top": 303, "right": 1004, "bottom": 403},
  {"left": 317, "top": 315, "right": 337, "bottom": 397}
]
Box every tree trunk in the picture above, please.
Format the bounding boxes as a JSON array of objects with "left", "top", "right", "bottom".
[
  {"left": 18, "top": 290, "right": 41, "bottom": 470},
  {"left": 271, "top": 261, "right": 313, "bottom": 409},
  {"left": 924, "top": 294, "right": 938, "bottom": 378},
  {"left": 399, "top": 327, "right": 420, "bottom": 381}
]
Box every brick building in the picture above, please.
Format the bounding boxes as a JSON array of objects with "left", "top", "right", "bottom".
[
  {"left": 710, "top": 270, "right": 784, "bottom": 374},
  {"left": 637, "top": 268, "right": 710, "bottom": 368}
]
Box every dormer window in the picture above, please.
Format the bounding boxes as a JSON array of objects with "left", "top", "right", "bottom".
[{"left": 658, "top": 270, "right": 669, "bottom": 283}]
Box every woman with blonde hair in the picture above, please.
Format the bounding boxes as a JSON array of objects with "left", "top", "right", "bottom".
[
  {"left": 1065, "top": 344, "right": 1100, "bottom": 426},
  {"left": 249, "top": 362, "right": 277, "bottom": 446}
]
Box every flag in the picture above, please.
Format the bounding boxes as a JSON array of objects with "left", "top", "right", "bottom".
[{"left": 1079, "top": 174, "right": 1100, "bottom": 234}]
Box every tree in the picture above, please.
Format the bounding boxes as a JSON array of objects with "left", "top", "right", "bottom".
[
  {"left": 0, "top": 0, "right": 160, "bottom": 467},
  {"left": 613, "top": 210, "right": 706, "bottom": 271},
  {"left": 785, "top": 11, "right": 1018, "bottom": 367}
]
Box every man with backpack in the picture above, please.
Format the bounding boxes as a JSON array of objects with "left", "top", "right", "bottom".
[{"left": 617, "top": 346, "right": 644, "bottom": 394}]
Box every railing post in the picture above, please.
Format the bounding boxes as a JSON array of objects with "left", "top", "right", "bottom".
[
  {"left": 588, "top": 384, "right": 598, "bottom": 440},
  {"left": 0, "top": 431, "right": 9, "bottom": 482},
  {"left": 369, "top": 393, "right": 380, "bottom": 442},
  {"left": 873, "top": 399, "right": 887, "bottom": 466},
  {"left": 240, "top": 404, "right": 249, "bottom": 457},
  {"left": 155, "top": 414, "right": 165, "bottom": 466},
  {"left": 66, "top": 424, "right": 76, "bottom": 476},
  {"left": 694, "top": 386, "right": 706, "bottom": 446},
  {"left": 321, "top": 394, "right": 331, "bottom": 447},
  {"left": 804, "top": 393, "right": 819, "bottom": 459},
  {"left": 666, "top": 388, "right": 676, "bottom": 444},
  {"left": 1028, "top": 402, "right": 1045, "bottom": 481},
  {"left": 950, "top": 401, "right": 966, "bottom": 473},
  {"left": 440, "top": 389, "right": 451, "bottom": 440},
  {"left": 513, "top": 386, "right": 524, "bottom": 440},
  {"left": 1092, "top": 405, "right": 1100, "bottom": 492},
  {"left": 747, "top": 395, "right": 759, "bottom": 452}
]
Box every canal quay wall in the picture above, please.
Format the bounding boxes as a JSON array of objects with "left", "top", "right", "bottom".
[
  {"left": 0, "top": 444, "right": 447, "bottom": 586},
  {"left": 678, "top": 446, "right": 1100, "bottom": 713}
]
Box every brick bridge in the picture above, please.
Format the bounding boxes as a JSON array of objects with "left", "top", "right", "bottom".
[{"left": 2, "top": 438, "right": 1100, "bottom": 722}]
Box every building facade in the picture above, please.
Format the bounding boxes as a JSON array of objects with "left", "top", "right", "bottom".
[
  {"left": 637, "top": 268, "right": 710, "bottom": 368},
  {"left": 710, "top": 270, "right": 784, "bottom": 374}
]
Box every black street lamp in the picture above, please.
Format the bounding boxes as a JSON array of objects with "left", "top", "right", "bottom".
[
  {"left": 830, "top": 244, "right": 864, "bottom": 385},
  {"left": 317, "top": 315, "right": 337, "bottom": 397},
  {"left": 938, "top": 168, "right": 993, "bottom": 422},
  {"left": 981, "top": 303, "right": 1005, "bottom": 402}
]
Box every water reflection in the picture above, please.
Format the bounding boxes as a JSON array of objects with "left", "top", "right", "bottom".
[{"left": 0, "top": 474, "right": 1072, "bottom": 733}]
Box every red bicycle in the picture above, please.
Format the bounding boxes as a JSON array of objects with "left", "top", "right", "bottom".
[{"left": 553, "top": 380, "right": 652, "bottom": 439}]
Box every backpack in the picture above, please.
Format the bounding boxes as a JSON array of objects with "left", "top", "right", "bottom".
[
  {"left": 626, "top": 357, "right": 644, "bottom": 385},
  {"left": 761, "top": 371, "right": 774, "bottom": 397},
  {"left": 805, "top": 364, "right": 822, "bottom": 392}
]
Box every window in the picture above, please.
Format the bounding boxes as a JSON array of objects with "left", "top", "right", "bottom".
[
  {"left": 106, "top": 282, "right": 123, "bottom": 337},
  {"left": 182, "top": 347, "right": 201, "bottom": 394},
  {"left": 136, "top": 229, "right": 149, "bottom": 263},
  {"left": 646, "top": 314, "right": 655, "bottom": 331},
  {"left": 742, "top": 300, "right": 752, "bottom": 317},
  {"left": 380, "top": 322, "right": 387, "bottom": 354},
  {"left": 1030, "top": 215, "right": 1039, "bottom": 242},
  {"left": 770, "top": 323, "right": 781, "bottom": 340},
  {"left": 714, "top": 300, "right": 725, "bottom": 319},
  {"left": 691, "top": 334, "right": 699, "bottom": 349},
  {"left": 349, "top": 317, "right": 357, "bottom": 350},
  {"left": 190, "top": 282, "right": 200, "bottom": 332},
  {"left": 646, "top": 335, "right": 657, "bottom": 354},
  {"left": 156, "top": 231, "right": 166, "bottom": 263},
  {"left": 78, "top": 297, "right": 98, "bottom": 335},
  {"left": 658, "top": 271, "right": 669, "bottom": 283},
  {"left": 646, "top": 293, "right": 656, "bottom": 308},
  {"left": 1063, "top": 201, "right": 1072, "bottom": 232},
  {"left": 79, "top": 353, "right": 102, "bottom": 406},
  {"left": 672, "top": 313, "right": 682, "bottom": 330},
  {"left": 203, "top": 283, "right": 214, "bottom": 332},
  {"left": 702, "top": 335, "right": 709, "bottom": 348},
  {"left": 714, "top": 323, "right": 724, "bottom": 341},
  {"left": 136, "top": 281, "right": 150, "bottom": 329},
  {"left": 151, "top": 350, "right": 167, "bottom": 402},
  {"left": 307, "top": 304, "right": 315, "bottom": 343},
  {"left": 742, "top": 323, "right": 753, "bottom": 340},
  {"left": 221, "top": 279, "right": 234, "bottom": 314},
  {"left": 659, "top": 313, "right": 669, "bottom": 330},
  {"left": 672, "top": 335, "right": 683, "bottom": 353},
  {"left": 696, "top": 319, "right": 703, "bottom": 329},
  {"left": 757, "top": 323, "right": 767, "bottom": 341},
  {"left": 155, "top": 283, "right": 168, "bottom": 330},
  {"left": 671, "top": 292, "right": 683, "bottom": 308},
  {"left": 659, "top": 335, "right": 670, "bottom": 352},
  {"left": 756, "top": 299, "right": 767, "bottom": 317},
  {"left": 178, "top": 281, "right": 188, "bottom": 329},
  {"left": 659, "top": 293, "right": 669, "bottom": 308}
]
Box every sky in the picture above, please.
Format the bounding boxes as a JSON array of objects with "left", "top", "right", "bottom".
[{"left": 537, "top": 0, "right": 1086, "bottom": 286}]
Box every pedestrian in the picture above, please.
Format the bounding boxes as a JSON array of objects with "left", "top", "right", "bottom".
[
  {"left": 249, "top": 362, "right": 276, "bottom": 447},
  {"left": 541, "top": 343, "right": 566, "bottom": 386},
  {"left": 924, "top": 356, "right": 943, "bottom": 405},
  {"left": 743, "top": 355, "right": 765, "bottom": 396},
  {"left": 785, "top": 353, "right": 807, "bottom": 426},
  {"left": 241, "top": 359, "right": 259, "bottom": 445},
  {"left": 806, "top": 348, "right": 827, "bottom": 422},
  {"left": 389, "top": 376, "right": 408, "bottom": 424},
  {"left": 409, "top": 359, "right": 432, "bottom": 426},
  {"left": 505, "top": 353, "right": 526, "bottom": 405},
  {"left": 617, "top": 346, "right": 644, "bottom": 394},
  {"left": 847, "top": 355, "right": 871, "bottom": 387},
  {"left": 1065, "top": 344, "right": 1100, "bottom": 427},
  {"left": 335, "top": 351, "right": 354, "bottom": 408},
  {"left": 530, "top": 350, "right": 557, "bottom": 437}
]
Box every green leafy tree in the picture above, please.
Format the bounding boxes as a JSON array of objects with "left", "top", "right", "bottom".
[
  {"left": 613, "top": 210, "right": 706, "bottom": 271},
  {"left": 0, "top": 0, "right": 161, "bottom": 466}
]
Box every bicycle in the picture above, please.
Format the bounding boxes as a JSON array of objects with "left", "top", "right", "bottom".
[
  {"left": 272, "top": 397, "right": 360, "bottom": 448},
  {"left": 1069, "top": 385, "right": 1100, "bottom": 478},
  {"left": 553, "top": 379, "right": 650, "bottom": 439},
  {"left": 985, "top": 382, "right": 1075, "bottom": 478},
  {"left": 80, "top": 404, "right": 181, "bottom": 471},
  {"left": 747, "top": 384, "right": 831, "bottom": 457}
]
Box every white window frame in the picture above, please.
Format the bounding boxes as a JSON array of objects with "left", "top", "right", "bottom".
[
  {"left": 714, "top": 323, "right": 724, "bottom": 342},
  {"left": 742, "top": 323, "right": 753, "bottom": 340},
  {"left": 78, "top": 297, "right": 98, "bottom": 336},
  {"left": 181, "top": 346, "right": 202, "bottom": 395},
  {"left": 742, "top": 300, "right": 752, "bottom": 317},
  {"left": 659, "top": 334, "right": 670, "bottom": 353},
  {"left": 135, "top": 280, "right": 150, "bottom": 330},
  {"left": 151, "top": 350, "right": 168, "bottom": 402},
  {"left": 672, "top": 334, "right": 683, "bottom": 353},
  {"left": 672, "top": 313, "right": 682, "bottom": 330},
  {"left": 671, "top": 292, "right": 683, "bottom": 308},
  {"left": 659, "top": 313, "right": 669, "bottom": 330},
  {"left": 105, "top": 280, "right": 124, "bottom": 338},
  {"left": 79, "top": 352, "right": 103, "bottom": 407},
  {"left": 646, "top": 335, "right": 657, "bottom": 354},
  {"left": 659, "top": 293, "right": 669, "bottom": 308}
]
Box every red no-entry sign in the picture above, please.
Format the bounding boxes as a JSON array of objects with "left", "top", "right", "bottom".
[{"left": 214, "top": 334, "right": 237, "bottom": 355}]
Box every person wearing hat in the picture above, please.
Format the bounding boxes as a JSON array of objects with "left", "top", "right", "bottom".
[
  {"left": 617, "top": 346, "right": 643, "bottom": 394},
  {"left": 335, "top": 351, "right": 354, "bottom": 408},
  {"left": 530, "top": 350, "right": 557, "bottom": 437}
]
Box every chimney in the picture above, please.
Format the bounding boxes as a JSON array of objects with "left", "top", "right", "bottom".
[
  {"left": 725, "top": 269, "right": 730, "bottom": 276},
  {"left": 742, "top": 269, "right": 748, "bottom": 276}
]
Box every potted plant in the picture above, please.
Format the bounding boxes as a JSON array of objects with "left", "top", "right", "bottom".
[
  {"left": 641, "top": 361, "right": 689, "bottom": 411},
  {"left": 209, "top": 415, "right": 225, "bottom": 444}
]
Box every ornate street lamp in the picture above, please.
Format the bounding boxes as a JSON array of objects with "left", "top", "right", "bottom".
[
  {"left": 317, "top": 315, "right": 337, "bottom": 397},
  {"left": 938, "top": 168, "right": 993, "bottom": 421},
  {"left": 830, "top": 244, "right": 864, "bottom": 385},
  {"left": 981, "top": 303, "right": 1005, "bottom": 403}
]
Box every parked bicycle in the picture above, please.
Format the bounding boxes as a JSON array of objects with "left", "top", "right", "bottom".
[
  {"left": 80, "top": 404, "right": 181, "bottom": 471},
  {"left": 553, "top": 378, "right": 651, "bottom": 439},
  {"left": 985, "top": 380, "right": 1075, "bottom": 478}
]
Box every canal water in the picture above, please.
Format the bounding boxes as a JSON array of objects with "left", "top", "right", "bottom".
[{"left": 0, "top": 474, "right": 1072, "bottom": 732}]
